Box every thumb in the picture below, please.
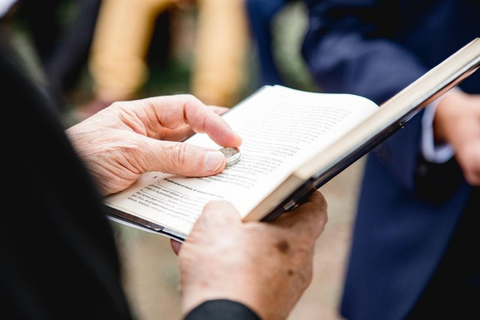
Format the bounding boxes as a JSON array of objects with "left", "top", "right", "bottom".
[
  {"left": 139, "top": 138, "right": 227, "bottom": 177},
  {"left": 190, "top": 201, "right": 243, "bottom": 236}
]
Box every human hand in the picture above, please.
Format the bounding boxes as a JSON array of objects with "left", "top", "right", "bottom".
[
  {"left": 66, "top": 95, "right": 242, "bottom": 195},
  {"left": 434, "top": 91, "right": 480, "bottom": 185},
  {"left": 172, "top": 192, "right": 328, "bottom": 320}
]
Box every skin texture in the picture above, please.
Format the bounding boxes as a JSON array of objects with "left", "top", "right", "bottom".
[
  {"left": 67, "top": 94, "right": 328, "bottom": 319},
  {"left": 434, "top": 91, "right": 480, "bottom": 185},
  {"left": 172, "top": 192, "right": 328, "bottom": 320},
  {"left": 67, "top": 94, "right": 242, "bottom": 195}
]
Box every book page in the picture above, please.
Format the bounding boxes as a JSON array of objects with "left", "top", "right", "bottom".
[{"left": 105, "top": 85, "right": 378, "bottom": 236}]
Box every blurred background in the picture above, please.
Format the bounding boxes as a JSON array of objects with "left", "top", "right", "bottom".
[{"left": 3, "top": 0, "right": 366, "bottom": 318}]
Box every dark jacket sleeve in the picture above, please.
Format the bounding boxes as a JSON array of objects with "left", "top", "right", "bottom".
[
  {"left": 1, "top": 35, "right": 133, "bottom": 320},
  {"left": 185, "top": 300, "right": 261, "bottom": 320},
  {"left": 301, "top": 0, "right": 462, "bottom": 194},
  {"left": 302, "top": 0, "right": 429, "bottom": 101}
]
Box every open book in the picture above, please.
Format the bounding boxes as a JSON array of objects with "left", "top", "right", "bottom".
[{"left": 105, "top": 38, "right": 480, "bottom": 241}]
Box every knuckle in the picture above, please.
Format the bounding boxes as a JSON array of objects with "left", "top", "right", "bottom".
[
  {"left": 296, "top": 230, "right": 318, "bottom": 248},
  {"left": 317, "top": 213, "right": 328, "bottom": 234},
  {"left": 118, "top": 142, "right": 143, "bottom": 165},
  {"left": 183, "top": 94, "right": 200, "bottom": 103},
  {"left": 179, "top": 94, "right": 200, "bottom": 108},
  {"left": 244, "top": 223, "right": 269, "bottom": 237},
  {"left": 182, "top": 94, "right": 197, "bottom": 101},
  {"left": 299, "top": 264, "right": 314, "bottom": 288},
  {"left": 108, "top": 139, "right": 147, "bottom": 173},
  {"left": 109, "top": 101, "right": 122, "bottom": 108},
  {"left": 295, "top": 243, "right": 315, "bottom": 262},
  {"left": 118, "top": 141, "right": 141, "bottom": 158},
  {"left": 287, "top": 257, "right": 313, "bottom": 289},
  {"left": 108, "top": 101, "right": 124, "bottom": 112},
  {"left": 295, "top": 251, "right": 314, "bottom": 287},
  {"left": 166, "top": 143, "right": 188, "bottom": 171}
]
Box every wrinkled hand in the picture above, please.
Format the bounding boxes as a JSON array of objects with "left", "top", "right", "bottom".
[
  {"left": 173, "top": 192, "right": 328, "bottom": 320},
  {"left": 434, "top": 91, "right": 480, "bottom": 185},
  {"left": 66, "top": 95, "right": 242, "bottom": 195}
]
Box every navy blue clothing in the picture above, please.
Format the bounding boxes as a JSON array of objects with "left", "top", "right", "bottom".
[
  {"left": 246, "top": 0, "right": 293, "bottom": 86},
  {"left": 302, "top": 0, "right": 479, "bottom": 319}
]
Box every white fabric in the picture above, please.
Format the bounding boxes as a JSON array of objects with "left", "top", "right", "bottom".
[
  {"left": 421, "top": 93, "right": 456, "bottom": 163},
  {"left": 0, "top": 0, "right": 17, "bottom": 17}
]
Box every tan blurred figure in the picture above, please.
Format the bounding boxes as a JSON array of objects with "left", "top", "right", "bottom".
[
  {"left": 78, "top": 0, "right": 249, "bottom": 119},
  {"left": 191, "top": 0, "right": 249, "bottom": 107}
]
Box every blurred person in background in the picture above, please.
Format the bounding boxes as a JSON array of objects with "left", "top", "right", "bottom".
[
  {"left": 7, "top": 0, "right": 102, "bottom": 109},
  {"left": 245, "top": 0, "right": 295, "bottom": 87},
  {"left": 77, "top": 0, "right": 249, "bottom": 120},
  {"left": 0, "top": 5, "right": 329, "bottom": 318},
  {"left": 302, "top": 0, "right": 480, "bottom": 319},
  {"left": 191, "top": 0, "right": 248, "bottom": 108}
]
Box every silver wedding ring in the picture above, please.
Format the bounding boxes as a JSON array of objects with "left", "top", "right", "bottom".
[{"left": 219, "top": 147, "right": 241, "bottom": 167}]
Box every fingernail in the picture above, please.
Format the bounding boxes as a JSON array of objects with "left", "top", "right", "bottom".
[{"left": 204, "top": 151, "right": 225, "bottom": 172}]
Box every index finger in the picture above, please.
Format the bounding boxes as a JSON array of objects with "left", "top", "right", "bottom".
[
  {"left": 271, "top": 191, "right": 328, "bottom": 240},
  {"left": 146, "top": 95, "right": 242, "bottom": 147}
]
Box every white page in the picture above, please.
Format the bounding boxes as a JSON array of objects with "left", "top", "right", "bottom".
[{"left": 105, "top": 86, "right": 378, "bottom": 236}]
